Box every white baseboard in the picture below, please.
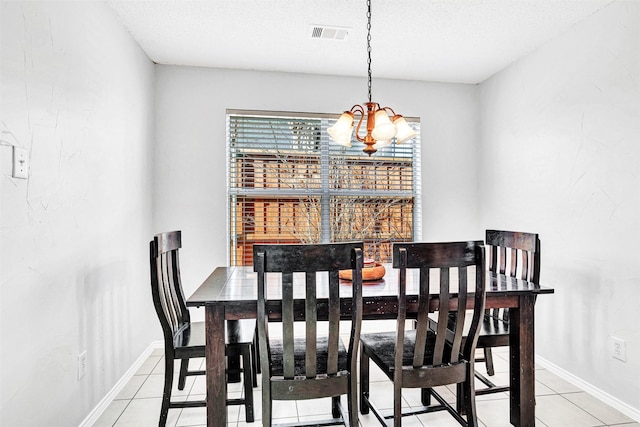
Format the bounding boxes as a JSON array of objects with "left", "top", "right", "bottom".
[
  {"left": 79, "top": 341, "right": 163, "bottom": 427},
  {"left": 536, "top": 355, "right": 640, "bottom": 422}
]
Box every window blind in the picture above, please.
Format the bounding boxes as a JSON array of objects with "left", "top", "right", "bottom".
[{"left": 227, "top": 110, "right": 421, "bottom": 266}]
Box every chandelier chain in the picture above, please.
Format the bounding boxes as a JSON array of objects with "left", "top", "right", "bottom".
[{"left": 367, "top": 0, "right": 372, "bottom": 103}]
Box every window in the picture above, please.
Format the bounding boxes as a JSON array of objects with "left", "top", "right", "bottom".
[{"left": 227, "top": 110, "right": 421, "bottom": 266}]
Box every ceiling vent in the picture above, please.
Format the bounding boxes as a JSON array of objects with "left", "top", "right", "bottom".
[{"left": 309, "top": 25, "right": 350, "bottom": 41}]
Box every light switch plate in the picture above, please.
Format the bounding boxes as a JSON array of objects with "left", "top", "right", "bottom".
[{"left": 12, "top": 147, "right": 28, "bottom": 179}]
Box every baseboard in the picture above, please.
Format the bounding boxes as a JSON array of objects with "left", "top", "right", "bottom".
[
  {"left": 78, "top": 341, "right": 163, "bottom": 427},
  {"left": 536, "top": 355, "right": 640, "bottom": 422}
]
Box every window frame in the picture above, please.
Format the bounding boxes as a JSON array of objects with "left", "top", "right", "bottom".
[{"left": 226, "top": 109, "right": 422, "bottom": 265}]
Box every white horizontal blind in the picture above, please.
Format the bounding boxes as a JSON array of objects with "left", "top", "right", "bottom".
[{"left": 227, "top": 110, "right": 421, "bottom": 266}]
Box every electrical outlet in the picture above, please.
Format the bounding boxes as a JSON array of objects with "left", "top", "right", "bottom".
[
  {"left": 12, "top": 147, "right": 28, "bottom": 179},
  {"left": 612, "top": 337, "right": 626, "bottom": 362},
  {"left": 78, "top": 351, "right": 87, "bottom": 380}
]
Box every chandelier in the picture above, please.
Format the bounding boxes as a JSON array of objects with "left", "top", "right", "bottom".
[{"left": 327, "top": 0, "right": 417, "bottom": 156}]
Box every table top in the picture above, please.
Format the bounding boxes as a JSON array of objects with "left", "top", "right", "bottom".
[{"left": 187, "top": 265, "right": 554, "bottom": 307}]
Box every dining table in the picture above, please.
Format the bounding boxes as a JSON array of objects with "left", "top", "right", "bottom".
[{"left": 186, "top": 264, "right": 554, "bottom": 427}]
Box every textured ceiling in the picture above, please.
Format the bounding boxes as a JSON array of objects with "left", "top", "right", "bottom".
[{"left": 106, "top": 0, "right": 615, "bottom": 84}]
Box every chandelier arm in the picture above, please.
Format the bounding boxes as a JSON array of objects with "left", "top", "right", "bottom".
[
  {"left": 350, "top": 104, "right": 367, "bottom": 143},
  {"left": 348, "top": 104, "right": 366, "bottom": 115},
  {"left": 380, "top": 106, "right": 396, "bottom": 115}
]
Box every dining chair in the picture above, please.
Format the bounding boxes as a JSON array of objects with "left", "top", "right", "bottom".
[
  {"left": 150, "top": 230, "right": 256, "bottom": 426},
  {"left": 472, "top": 229, "right": 541, "bottom": 396},
  {"left": 359, "top": 241, "right": 486, "bottom": 427},
  {"left": 253, "top": 242, "right": 364, "bottom": 427}
]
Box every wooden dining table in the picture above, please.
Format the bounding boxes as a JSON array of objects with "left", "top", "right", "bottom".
[{"left": 186, "top": 265, "right": 554, "bottom": 427}]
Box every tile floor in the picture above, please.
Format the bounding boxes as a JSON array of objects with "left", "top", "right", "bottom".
[{"left": 93, "top": 328, "right": 638, "bottom": 427}]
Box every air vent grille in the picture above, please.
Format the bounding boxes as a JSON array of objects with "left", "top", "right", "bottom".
[{"left": 309, "top": 25, "right": 350, "bottom": 41}]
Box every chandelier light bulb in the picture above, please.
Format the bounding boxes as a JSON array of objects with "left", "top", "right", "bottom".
[
  {"left": 371, "top": 110, "right": 397, "bottom": 141},
  {"left": 392, "top": 115, "right": 417, "bottom": 144},
  {"left": 327, "top": 112, "right": 355, "bottom": 147}
]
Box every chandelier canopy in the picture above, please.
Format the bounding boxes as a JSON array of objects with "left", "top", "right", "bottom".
[{"left": 328, "top": 0, "right": 417, "bottom": 156}]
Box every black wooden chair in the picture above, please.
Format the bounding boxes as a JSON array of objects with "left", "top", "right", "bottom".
[
  {"left": 150, "top": 230, "right": 256, "bottom": 426},
  {"left": 359, "top": 241, "right": 486, "bottom": 427},
  {"left": 253, "top": 242, "right": 364, "bottom": 427},
  {"left": 472, "top": 229, "right": 541, "bottom": 396}
]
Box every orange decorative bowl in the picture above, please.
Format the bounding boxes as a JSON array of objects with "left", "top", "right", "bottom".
[{"left": 339, "top": 260, "right": 386, "bottom": 281}]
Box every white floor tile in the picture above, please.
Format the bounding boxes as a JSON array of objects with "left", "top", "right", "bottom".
[
  {"left": 536, "top": 370, "right": 583, "bottom": 394},
  {"left": 115, "top": 375, "right": 146, "bottom": 400},
  {"left": 114, "top": 397, "right": 178, "bottom": 427},
  {"left": 90, "top": 351, "right": 640, "bottom": 427},
  {"left": 137, "top": 355, "right": 162, "bottom": 375},
  {"left": 91, "top": 400, "right": 129, "bottom": 427},
  {"left": 176, "top": 406, "right": 207, "bottom": 426},
  {"left": 296, "top": 397, "right": 335, "bottom": 417},
  {"left": 563, "top": 392, "right": 636, "bottom": 426},
  {"left": 416, "top": 409, "right": 472, "bottom": 426},
  {"left": 535, "top": 394, "right": 605, "bottom": 426}
]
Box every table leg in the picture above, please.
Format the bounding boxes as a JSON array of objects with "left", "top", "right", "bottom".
[
  {"left": 206, "top": 303, "right": 227, "bottom": 427},
  {"left": 509, "top": 295, "right": 536, "bottom": 426}
]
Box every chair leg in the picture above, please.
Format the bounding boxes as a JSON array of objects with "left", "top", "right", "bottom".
[
  {"left": 462, "top": 364, "right": 479, "bottom": 427},
  {"left": 359, "top": 349, "right": 370, "bottom": 414},
  {"left": 159, "top": 354, "right": 174, "bottom": 427},
  {"left": 484, "top": 348, "right": 495, "bottom": 376},
  {"left": 253, "top": 325, "right": 261, "bottom": 374},
  {"left": 241, "top": 345, "right": 255, "bottom": 422},
  {"left": 251, "top": 338, "right": 258, "bottom": 387},
  {"left": 421, "top": 387, "right": 432, "bottom": 406},
  {"left": 178, "top": 358, "right": 189, "bottom": 390},
  {"left": 332, "top": 396, "right": 341, "bottom": 419},
  {"left": 348, "top": 372, "right": 358, "bottom": 427},
  {"left": 262, "top": 368, "right": 272, "bottom": 427},
  {"left": 393, "top": 381, "right": 402, "bottom": 427}
]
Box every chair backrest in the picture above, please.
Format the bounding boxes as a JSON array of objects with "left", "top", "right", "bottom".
[
  {"left": 253, "top": 242, "right": 364, "bottom": 380},
  {"left": 485, "top": 229, "right": 540, "bottom": 283},
  {"left": 393, "top": 241, "right": 486, "bottom": 369},
  {"left": 149, "top": 230, "right": 191, "bottom": 350}
]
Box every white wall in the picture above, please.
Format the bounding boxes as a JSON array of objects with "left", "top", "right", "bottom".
[
  {"left": 479, "top": 0, "right": 640, "bottom": 412},
  {"left": 0, "top": 2, "right": 156, "bottom": 425},
  {"left": 154, "top": 66, "right": 480, "bottom": 299}
]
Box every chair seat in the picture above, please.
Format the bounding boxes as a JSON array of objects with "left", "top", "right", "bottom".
[
  {"left": 269, "top": 335, "right": 348, "bottom": 377},
  {"left": 361, "top": 330, "right": 451, "bottom": 373}
]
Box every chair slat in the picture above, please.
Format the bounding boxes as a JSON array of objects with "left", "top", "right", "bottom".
[
  {"left": 450, "top": 266, "right": 468, "bottom": 363},
  {"left": 510, "top": 248, "right": 517, "bottom": 277},
  {"left": 305, "top": 271, "right": 318, "bottom": 378},
  {"left": 499, "top": 246, "right": 507, "bottom": 275},
  {"left": 433, "top": 267, "right": 451, "bottom": 366},
  {"left": 327, "top": 270, "right": 340, "bottom": 376},
  {"left": 395, "top": 249, "right": 408, "bottom": 379},
  {"left": 412, "top": 266, "right": 429, "bottom": 368},
  {"left": 282, "top": 271, "right": 295, "bottom": 379},
  {"left": 520, "top": 250, "right": 529, "bottom": 281}
]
